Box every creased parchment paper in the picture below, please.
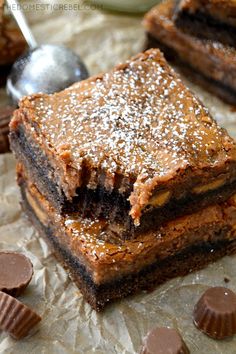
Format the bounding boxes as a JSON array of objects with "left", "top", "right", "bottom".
[{"left": 1, "top": 1, "right": 236, "bottom": 353}]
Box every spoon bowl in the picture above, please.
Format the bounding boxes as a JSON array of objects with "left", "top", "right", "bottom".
[{"left": 7, "top": 44, "right": 89, "bottom": 104}]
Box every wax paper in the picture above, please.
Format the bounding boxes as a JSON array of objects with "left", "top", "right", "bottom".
[{"left": 0, "top": 1, "right": 236, "bottom": 353}]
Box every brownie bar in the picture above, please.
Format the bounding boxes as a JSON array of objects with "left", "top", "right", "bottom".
[
  {"left": 174, "top": 0, "right": 236, "bottom": 47},
  {"left": 143, "top": 0, "right": 236, "bottom": 105},
  {"left": 9, "top": 49, "right": 236, "bottom": 239},
  {"left": 0, "top": 13, "right": 26, "bottom": 84},
  {"left": 18, "top": 165, "right": 236, "bottom": 311}
]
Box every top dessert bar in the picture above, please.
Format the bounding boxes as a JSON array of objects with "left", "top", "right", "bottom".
[
  {"left": 174, "top": 0, "right": 236, "bottom": 47},
  {"left": 10, "top": 49, "right": 236, "bottom": 239}
]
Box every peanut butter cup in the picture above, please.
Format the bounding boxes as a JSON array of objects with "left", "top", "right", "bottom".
[
  {"left": 0, "top": 291, "right": 41, "bottom": 339},
  {"left": 193, "top": 287, "right": 236, "bottom": 339},
  {"left": 0, "top": 106, "right": 15, "bottom": 153},
  {"left": 141, "top": 327, "right": 189, "bottom": 354},
  {"left": 0, "top": 251, "right": 33, "bottom": 296}
]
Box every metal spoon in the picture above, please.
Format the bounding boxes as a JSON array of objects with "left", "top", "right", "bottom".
[{"left": 6, "top": 0, "right": 89, "bottom": 105}]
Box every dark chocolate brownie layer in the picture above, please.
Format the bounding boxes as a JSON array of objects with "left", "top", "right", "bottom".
[
  {"left": 174, "top": 1, "right": 236, "bottom": 47},
  {"left": 11, "top": 124, "right": 236, "bottom": 240},
  {"left": 21, "top": 183, "right": 236, "bottom": 311}
]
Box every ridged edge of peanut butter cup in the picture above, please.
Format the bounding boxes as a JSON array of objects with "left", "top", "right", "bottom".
[
  {"left": 193, "top": 287, "right": 236, "bottom": 339},
  {"left": 0, "top": 291, "right": 41, "bottom": 339}
]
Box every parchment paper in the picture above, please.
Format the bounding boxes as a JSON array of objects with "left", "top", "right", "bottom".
[{"left": 1, "top": 1, "right": 236, "bottom": 353}]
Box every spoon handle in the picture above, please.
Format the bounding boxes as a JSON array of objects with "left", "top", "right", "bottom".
[{"left": 5, "top": 0, "right": 37, "bottom": 49}]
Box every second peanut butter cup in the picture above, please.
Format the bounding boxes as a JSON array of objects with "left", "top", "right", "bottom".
[
  {"left": 0, "top": 291, "right": 41, "bottom": 339},
  {"left": 0, "top": 252, "right": 33, "bottom": 296},
  {"left": 140, "top": 327, "right": 190, "bottom": 354},
  {"left": 193, "top": 287, "right": 236, "bottom": 339}
]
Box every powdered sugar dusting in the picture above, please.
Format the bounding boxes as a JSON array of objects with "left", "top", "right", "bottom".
[{"left": 27, "top": 49, "right": 234, "bottom": 185}]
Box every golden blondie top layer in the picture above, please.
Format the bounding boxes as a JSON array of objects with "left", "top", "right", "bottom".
[
  {"left": 11, "top": 49, "right": 236, "bottom": 223},
  {"left": 15, "top": 49, "right": 236, "bottom": 180}
]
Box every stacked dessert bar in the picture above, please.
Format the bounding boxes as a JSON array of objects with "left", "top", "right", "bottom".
[
  {"left": 143, "top": 0, "right": 236, "bottom": 104},
  {"left": 10, "top": 49, "right": 236, "bottom": 311}
]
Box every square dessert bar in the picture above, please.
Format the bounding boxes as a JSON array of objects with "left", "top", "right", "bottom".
[
  {"left": 10, "top": 49, "right": 236, "bottom": 240},
  {"left": 174, "top": 0, "right": 236, "bottom": 47},
  {"left": 144, "top": 1, "right": 236, "bottom": 104},
  {"left": 18, "top": 163, "right": 236, "bottom": 311},
  {"left": 0, "top": 10, "right": 26, "bottom": 84}
]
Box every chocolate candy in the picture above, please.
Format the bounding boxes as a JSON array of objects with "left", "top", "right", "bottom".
[
  {"left": 193, "top": 287, "right": 236, "bottom": 339},
  {"left": 0, "top": 291, "right": 41, "bottom": 339},
  {"left": 140, "top": 327, "right": 190, "bottom": 354},
  {"left": 0, "top": 105, "right": 15, "bottom": 153},
  {"left": 0, "top": 252, "right": 33, "bottom": 296}
]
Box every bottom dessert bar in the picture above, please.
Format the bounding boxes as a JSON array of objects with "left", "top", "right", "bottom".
[
  {"left": 143, "top": 0, "right": 236, "bottom": 105},
  {"left": 18, "top": 167, "right": 236, "bottom": 311}
]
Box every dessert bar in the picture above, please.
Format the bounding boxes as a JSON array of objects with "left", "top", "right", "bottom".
[
  {"left": 0, "top": 9, "right": 26, "bottom": 85},
  {"left": 10, "top": 49, "right": 236, "bottom": 239},
  {"left": 143, "top": 0, "right": 236, "bottom": 105},
  {"left": 18, "top": 164, "right": 236, "bottom": 311},
  {"left": 174, "top": 0, "right": 236, "bottom": 47}
]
